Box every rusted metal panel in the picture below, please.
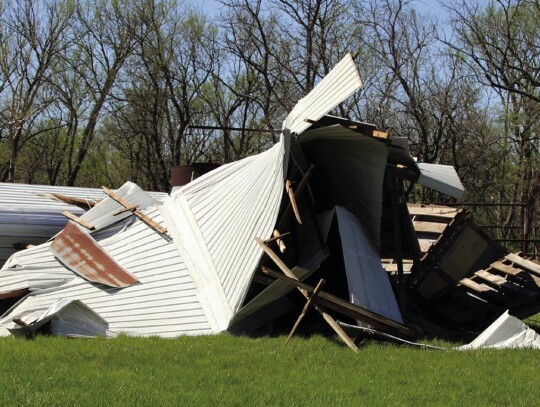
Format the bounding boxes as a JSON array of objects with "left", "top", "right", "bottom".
[{"left": 50, "top": 222, "right": 138, "bottom": 288}]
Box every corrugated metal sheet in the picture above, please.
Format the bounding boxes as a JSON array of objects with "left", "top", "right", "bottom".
[
  {"left": 161, "top": 136, "right": 289, "bottom": 331},
  {"left": 417, "top": 163, "right": 464, "bottom": 199},
  {"left": 283, "top": 53, "right": 362, "bottom": 135},
  {"left": 50, "top": 222, "right": 138, "bottom": 288},
  {"left": 0, "top": 206, "right": 213, "bottom": 337},
  {"left": 336, "top": 206, "right": 403, "bottom": 324},
  {"left": 299, "top": 125, "right": 388, "bottom": 248}
]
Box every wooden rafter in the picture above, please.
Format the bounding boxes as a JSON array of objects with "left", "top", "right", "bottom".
[{"left": 101, "top": 187, "right": 167, "bottom": 235}]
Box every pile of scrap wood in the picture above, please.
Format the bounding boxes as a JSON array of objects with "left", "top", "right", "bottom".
[{"left": 0, "top": 54, "right": 538, "bottom": 350}]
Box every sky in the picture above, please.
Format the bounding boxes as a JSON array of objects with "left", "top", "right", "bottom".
[{"left": 195, "top": 0, "right": 448, "bottom": 19}]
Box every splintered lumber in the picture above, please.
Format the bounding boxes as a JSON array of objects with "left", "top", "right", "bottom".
[
  {"left": 285, "top": 180, "right": 302, "bottom": 224},
  {"left": 255, "top": 238, "right": 359, "bottom": 351},
  {"left": 505, "top": 254, "right": 540, "bottom": 277},
  {"left": 315, "top": 304, "right": 359, "bottom": 351},
  {"left": 264, "top": 231, "right": 290, "bottom": 244},
  {"left": 261, "top": 265, "right": 413, "bottom": 337},
  {"left": 286, "top": 278, "right": 325, "bottom": 344},
  {"left": 61, "top": 211, "right": 95, "bottom": 231},
  {"left": 101, "top": 186, "right": 167, "bottom": 235},
  {"left": 276, "top": 165, "right": 314, "bottom": 230},
  {"left": 49, "top": 193, "right": 98, "bottom": 209}
]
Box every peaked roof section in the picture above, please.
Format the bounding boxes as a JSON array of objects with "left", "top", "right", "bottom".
[
  {"left": 161, "top": 136, "right": 290, "bottom": 331},
  {"left": 283, "top": 53, "right": 363, "bottom": 135}
]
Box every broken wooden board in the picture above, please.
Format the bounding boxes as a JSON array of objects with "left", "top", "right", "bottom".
[
  {"left": 62, "top": 211, "right": 95, "bottom": 230},
  {"left": 102, "top": 186, "right": 167, "bottom": 235}
]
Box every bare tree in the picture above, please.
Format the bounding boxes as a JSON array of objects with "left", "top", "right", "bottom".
[
  {"left": 0, "top": 0, "right": 72, "bottom": 182},
  {"left": 63, "top": 0, "right": 139, "bottom": 186}
]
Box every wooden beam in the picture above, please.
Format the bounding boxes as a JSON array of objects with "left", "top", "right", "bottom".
[
  {"left": 476, "top": 269, "right": 537, "bottom": 298},
  {"left": 407, "top": 206, "right": 460, "bottom": 218},
  {"left": 314, "top": 304, "right": 359, "bottom": 352},
  {"left": 113, "top": 204, "right": 138, "bottom": 216},
  {"left": 49, "top": 193, "right": 98, "bottom": 209},
  {"left": 372, "top": 130, "right": 389, "bottom": 140},
  {"left": 61, "top": 211, "right": 95, "bottom": 231},
  {"left": 412, "top": 221, "right": 447, "bottom": 234},
  {"left": 256, "top": 238, "right": 362, "bottom": 349},
  {"left": 101, "top": 187, "right": 167, "bottom": 235},
  {"left": 459, "top": 277, "right": 496, "bottom": 293},
  {"left": 491, "top": 261, "right": 540, "bottom": 287},
  {"left": 285, "top": 180, "right": 302, "bottom": 224},
  {"left": 286, "top": 278, "right": 325, "bottom": 344},
  {"left": 506, "top": 253, "right": 540, "bottom": 277},
  {"left": 260, "top": 265, "right": 413, "bottom": 336},
  {"left": 264, "top": 231, "right": 290, "bottom": 244},
  {"left": 276, "top": 165, "right": 314, "bottom": 231}
]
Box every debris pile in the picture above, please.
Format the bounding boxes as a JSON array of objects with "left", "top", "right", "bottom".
[{"left": 0, "top": 54, "right": 539, "bottom": 350}]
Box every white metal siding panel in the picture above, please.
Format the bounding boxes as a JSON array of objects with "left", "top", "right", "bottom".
[
  {"left": 283, "top": 53, "right": 362, "bottom": 135},
  {"left": 179, "top": 138, "right": 288, "bottom": 317},
  {"left": 336, "top": 206, "right": 403, "bottom": 324},
  {"left": 0, "top": 205, "right": 213, "bottom": 337},
  {"left": 0, "top": 182, "right": 166, "bottom": 267},
  {"left": 417, "top": 163, "right": 464, "bottom": 199}
]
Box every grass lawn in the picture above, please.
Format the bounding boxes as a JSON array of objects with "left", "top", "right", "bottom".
[{"left": 0, "top": 333, "right": 538, "bottom": 406}]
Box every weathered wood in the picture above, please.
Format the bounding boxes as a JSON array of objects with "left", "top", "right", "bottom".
[
  {"left": 412, "top": 221, "right": 447, "bottom": 234},
  {"left": 506, "top": 253, "right": 540, "bottom": 277},
  {"left": 264, "top": 231, "right": 290, "bottom": 244},
  {"left": 314, "top": 304, "right": 359, "bottom": 352},
  {"left": 285, "top": 180, "right": 302, "bottom": 224},
  {"left": 475, "top": 269, "right": 507, "bottom": 285},
  {"left": 256, "top": 238, "right": 298, "bottom": 280},
  {"left": 490, "top": 261, "right": 522, "bottom": 276},
  {"left": 256, "top": 238, "right": 361, "bottom": 349},
  {"left": 286, "top": 278, "right": 325, "bottom": 344},
  {"left": 49, "top": 193, "right": 98, "bottom": 209},
  {"left": 407, "top": 206, "right": 460, "bottom": 218},
  {"left": 0, "top": 288, "right": 29, "bottom": 300},
  {"left": 459, "top": 277, "right": 496, "bottom": 293},
  {"left": 476, "top": 270, "right": 537, "bottom": 298},
  {"left": 491, "top": 261, "right": 540, "bottom": 287},
  {"left": 276, "top": 165, "right": 314, "bottom": 230},
  {"left": 61, "top": 211, "right": 95, "bottom": 231},
  {"left": 102, "top": 187, "right": 167, "bottom": 235},
  {"left": 113, "top": 204, "right": 139, "bottom": 216},
  {"left": 372, "top": 130, "right": 389, "bottom": 139},
  {"left": 261, "top": 266, "right": 413, "bottom": 335}
]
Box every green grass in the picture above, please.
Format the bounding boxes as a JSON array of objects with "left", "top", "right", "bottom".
[{"left": 0, "top": 334, "right": 538, "bottom": 406}]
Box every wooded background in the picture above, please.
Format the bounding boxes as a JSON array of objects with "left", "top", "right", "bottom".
[{"left": 0, "top": 0, "right": 538, "bottom": 250}]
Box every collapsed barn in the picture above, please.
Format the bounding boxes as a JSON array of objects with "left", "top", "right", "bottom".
[{"left": 0, "top": 54, "right": 539, "bottom": 349}]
